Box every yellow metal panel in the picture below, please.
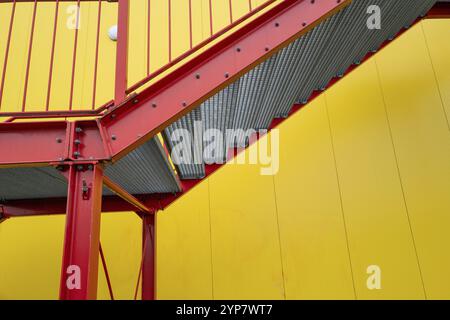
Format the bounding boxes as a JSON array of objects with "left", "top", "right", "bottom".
[
  {"left": 0, "top": 216, "right": 64, "bottom": 300},
  {"left": 375, "top": 23, "right": 450, "bottom": 299},
  {"left": 71, "top": 2, "right": 99, "bottom": 110},
  {"left": 156, "top": 181, "right": 213, "bottom": 300},
  {"left": 128, "top": 0, "right": 148, "bottom": 87},
  {"left": 0, "top": 212, "right": 141, "bottom": 300},
  {"left": 273, "top": 96, "right": 355, "bottom": 300},
  {"left": 325, "top": 59, "right": 425, "bottom": 299},
  {"left": 1, "top": 4, "right": 32, "bottom": 112},
  {"left": 421, "top": 20, "right": 450, "bottom": 129},
  {"left": 97, "top": 212, "right": 142, "bottom": 300},
  {"left": 24, "top": 3, "right": 54, "bottom": 112},
  {"left": 0, "top": 3, "right": 12, "bottom": 118},
  {"left": 93, "top": 2, "right": 117, "bottom": 108},
  {"left": 208, "top": 139, "right": 285, "bottom": 300},
  {"left": 149, "top": 0, "right": 169, "bottom": 73}
]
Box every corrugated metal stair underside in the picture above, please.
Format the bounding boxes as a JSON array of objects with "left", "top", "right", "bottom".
[
  {"left": 164, "top": 0, "right": 436, "bottom": 180},
  {"left": 0, "top": 0, "right": 437, "bottom": 201}
]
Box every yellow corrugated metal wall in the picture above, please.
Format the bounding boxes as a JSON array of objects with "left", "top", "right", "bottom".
[{"left": 0, "top": 1, "right": 449, "bottom": 299}]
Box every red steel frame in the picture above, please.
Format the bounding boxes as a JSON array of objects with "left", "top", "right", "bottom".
[
  {"left": 59, "top": 163, "right": 104, "bottom": 300},
  {"left": 0, "top": 0, "right": 445, "bottom": 300}
]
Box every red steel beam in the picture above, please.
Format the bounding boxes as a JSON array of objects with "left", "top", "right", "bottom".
[
  {"left": 141, "top": 214, "right": 156, "bottom": 300},
  {"left": 425, "top": 2, "right": 450, "bottom": 18},
  {"left": 100, "top": 0, "right": 351, "bottom": 161},
  {"left": 59, "top": 163, "right": 103, "bottom": 300},
  {"left": 0, "top": 121, "right": 69, "bottom": 166},
  {"left": 0, "top": 120, "right": 111, "bottom": 167},
  {"left": 0, "top": 195, "right": 139, "bottom": 217}
]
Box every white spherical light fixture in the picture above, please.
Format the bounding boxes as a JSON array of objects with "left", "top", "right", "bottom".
[{"left": 108, "top": 25, "right": 118, "bottom": 41}]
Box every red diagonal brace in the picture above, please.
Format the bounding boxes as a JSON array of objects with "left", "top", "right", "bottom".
[
  {"left": 103, "top": 175, "right": 152, "bottom": 215},
  {"left": 101, "top": 0, "right": 351, "bottom": 161},
  {"left": 59, "top": 163, "right": 103, "bottom": 300}
]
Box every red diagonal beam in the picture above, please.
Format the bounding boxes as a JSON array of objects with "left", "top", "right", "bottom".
[
  {"left": 100, "top": 0, "right": 351, "bottom": 161},
  {"left": 103, "top": 175, "right": 152, "bottom": 214}
]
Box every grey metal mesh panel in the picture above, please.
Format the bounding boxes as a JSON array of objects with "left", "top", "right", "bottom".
[
  {"left": 161, "top": 0, "right": 436, "bottom": 179},
  {"left": 163, "top": 108, "right": 204, "bottom": 179},
  {"left": 0, "top": 167, "right": 67, "bottom": 201}
]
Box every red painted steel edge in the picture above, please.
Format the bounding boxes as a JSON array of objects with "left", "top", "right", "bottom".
[
  {"left": 425, "top": 2, "right": 450, "bottom": 18},
  {"left": 101, "top": 0, "right": 351, "bottom": 161},
  {"left": 0, "top": 120, "right": 111, "bottom": 167},
  {"left": 0, "top": 196, "right": 139, "bottom": 217},
  {"left": 59, "top": 163, "right": 103, "bottom": 300}
]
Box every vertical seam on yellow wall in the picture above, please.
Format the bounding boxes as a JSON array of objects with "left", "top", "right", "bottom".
[
  {"left": 373, "top": 57, "right": 428, "bottom": 300},
  {"left": 80, "top": 3, "right": 92, "bottom": 109},
  {"left": 420, "top": 22, "right": 450, "bottom": 131},
  {"left": 207, "top": 179, "right": 215, "bottom": 299},
  {"left": 271, "top": 175, "right": 287, "bottom": 300},
  {"left": 323, "top": 94, "right": 357, "bottom": 300}
]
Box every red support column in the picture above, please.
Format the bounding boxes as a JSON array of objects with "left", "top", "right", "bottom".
[
  {"left": 141, "top": 214, "right": 156, "bottom": 300},
  {"left": 114, "top": 0, "right": 130, "bottom": 104},
  {"left": 59, "top": 163, "right": 103, "bottom": 300}
]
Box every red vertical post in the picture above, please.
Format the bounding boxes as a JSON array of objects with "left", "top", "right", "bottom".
[
  {"left": 141, "top": 214, "right": 156, "bottom": 300},
  {"left": 59, "top": 163, "right": 103, "bottom": 300},
  {"left": 114, "top": 0, "right": 130, "bottom": 104}
]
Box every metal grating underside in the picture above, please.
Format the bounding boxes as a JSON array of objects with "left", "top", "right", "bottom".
[
  {"left": 0, "top": 138, "right": 180, "bottom": 201},
  {"left": 0, "top": 166, "right": 68, "bottom": 201},
  {"left": 163, "top": 0, "right": 437, "bottom": 179},
  {"left": 104, "top": 137, "right": 181, "bottom": 195},
  {"left": 0, "top": 0, "right": 437, "bottom": 201}
]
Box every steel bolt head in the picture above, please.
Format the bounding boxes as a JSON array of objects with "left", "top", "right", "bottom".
[{"left": 75, "top": 127, "right": 82, "bottom": 133}]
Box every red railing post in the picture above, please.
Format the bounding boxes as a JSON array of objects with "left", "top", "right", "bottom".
[
  {"left": 141, "top": 214, "right": 156, "bottom": 300},
  {"left": 59, "top": 163, "right": 103, "bottom": 300},
  {"left": 114, "top": 0, "right": 130, "bottom": 104}
]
